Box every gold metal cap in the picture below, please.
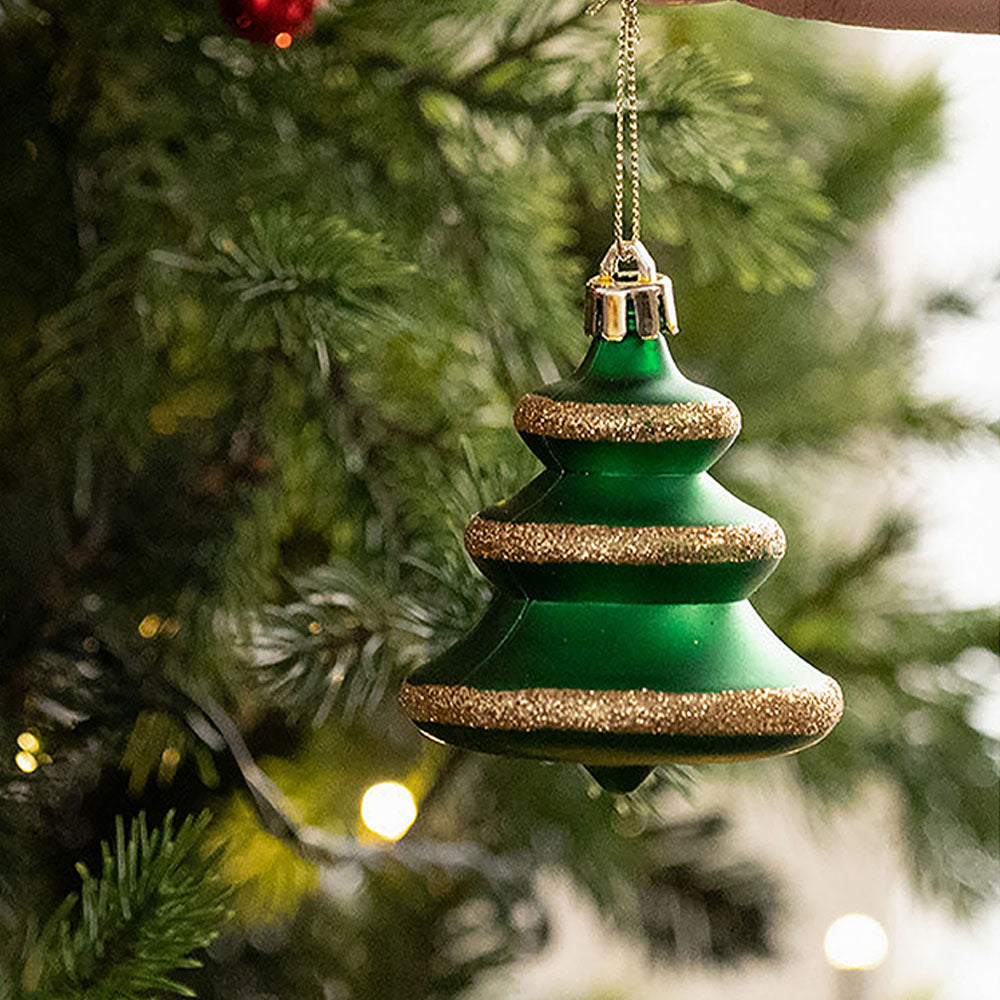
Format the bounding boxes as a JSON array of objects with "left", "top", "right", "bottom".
[{"left": 584, "top": 239, "right": 679, "bottom": 342}]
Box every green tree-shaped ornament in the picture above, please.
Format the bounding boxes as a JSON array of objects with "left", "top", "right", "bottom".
[{"left": 401, "top": 242, "right": 843, "bottom": 792}]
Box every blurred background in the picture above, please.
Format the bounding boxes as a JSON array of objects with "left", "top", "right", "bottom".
[{"left": 0, "top": 2, "right": 997, "bottom": 999}]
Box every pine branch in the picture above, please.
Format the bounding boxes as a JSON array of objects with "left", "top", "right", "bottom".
[
  {"left": 895, "top": 398, "right": 1000, "bottom": 443},
  {"left": 16, "top": 812, "right": 230, "bottom": 1000},
  {"left": 152, "top": 209, "right": 410, "bottom": 355},
  {"left": 457, "top": 3, "right": 590, "bottom": 88},
  {"left": 423, "top": 37, "right": 833, "bottom": 291},
  {"left": 228, "top": 436, "right": 534, "bottom": 727},
  {"left": 777, "top": 516, "right": 913, "bottom": 632},
  {"left": 230, "top": 561, "right": 431, "bottom": 726}
]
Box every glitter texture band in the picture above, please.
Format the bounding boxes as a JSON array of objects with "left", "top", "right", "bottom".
[
  {"left": 399, "top": 678, "right": 844, "bottom": 736},
  {"left": 464, "top": 517, "right": 786, "bottom": 565},
  {"left": 513, "top": 393, "right": 741, "bottom": 443}
]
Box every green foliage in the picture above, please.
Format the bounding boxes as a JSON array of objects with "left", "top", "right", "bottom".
[
  {"left": 0, "top": 0, "right": 997, "bottom": 997},
  {"left": 153, "top": 210, "right": 410, "bottom": 354},
  {"left": 234, "top": 440, "right": 534, "bottom": 727},
  {"left": 4, "top": 812, "right": 229, "bottom": 1000},
  {"left": 795, "top": 600, "right": 999, "bottom": 911},
  {"left": 238, "top": 561, "right": 429, "bottom": 725}
]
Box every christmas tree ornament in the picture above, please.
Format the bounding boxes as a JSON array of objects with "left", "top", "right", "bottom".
[
  {"left": 219, "top": 0, "right": 315, "bottom": 47},
  {"left": 400, "top": 0, "right": 842, "bottom": 792}
]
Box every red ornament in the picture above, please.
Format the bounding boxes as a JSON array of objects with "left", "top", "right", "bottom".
[{"left": 219, "top": 0, "right": 316, "bottom": 47}]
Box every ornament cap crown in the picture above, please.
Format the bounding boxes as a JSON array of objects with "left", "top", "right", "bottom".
[{"left": 585, "top": 239, "right": 679, "bottom": 342}]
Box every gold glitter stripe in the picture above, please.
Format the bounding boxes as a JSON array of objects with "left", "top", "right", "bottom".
[
  {"left": 513, "top": 393, "right": 741, "bottom": 443},
  {"left": 399, "top": 678, "right": 844, "bottom": 737},
  {"left": 464, "top": 517, "right": 786, "bottom": 565}
]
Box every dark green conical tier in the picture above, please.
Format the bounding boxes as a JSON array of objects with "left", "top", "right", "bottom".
[{"left": 400, "top": 260, "right": 842, "bottom": 793}]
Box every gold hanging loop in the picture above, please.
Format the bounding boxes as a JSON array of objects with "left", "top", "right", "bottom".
[{"left": 599, "top": 237, "right": 656, "bottom": 282}]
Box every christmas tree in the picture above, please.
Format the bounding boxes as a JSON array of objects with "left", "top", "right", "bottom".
[{"left": 0, "top": 2, "right": 996, "bottom": 997}]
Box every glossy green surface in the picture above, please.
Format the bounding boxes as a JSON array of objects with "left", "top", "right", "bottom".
[
  {"left": 545, "top": 334, "right": 720, "bottom": 405},
  {"left": 414, "top": 722, "right": 823, "bottom": 766},
  {"left": 411, "top": 597, "right": 827, "bottom": 694},
  {"left": 484, "top": 469, "right": 766, "bottom": 528},
  {"left": 522, "top": 433, "right": 734, "bottom": 477},
  {"left": 472, "top": 557, "right": 777, "bottom": 605}
]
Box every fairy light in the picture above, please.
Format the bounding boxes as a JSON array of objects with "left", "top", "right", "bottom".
[
  {"left": 15, "top": 751, "right": 39, "bottom": 774},
  {"left": 360, "top": 781, "right": 417, "bottom": 841},
  {"left": 823, "top": 913, "right": 889, "bottom": 971},
  {"left": 160, "top": 618, "right": 181, "bottom": 638},
  {"left": 274, "top": 31, "right": 293, "bottom": 48},
  {"left": 159, "top": 746, "right": 182, "bottom": 783},
  {"left": 138, "top": 613, "right": 161, "bottom": 638},
  {"left": 17, "top": 732, "right": 40, "bottom": 754}
]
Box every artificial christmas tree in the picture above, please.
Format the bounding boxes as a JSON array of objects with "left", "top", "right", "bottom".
[{"left": 1, "top": 2, "right": 995, "bottom": 997}]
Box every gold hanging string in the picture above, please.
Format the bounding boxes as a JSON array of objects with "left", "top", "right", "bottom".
[
  {"left": 589, "top": 0, "right": 641, "bottom": 259},
  {"left": 585, "top": 2, "right": 678, "bottom": 337},
  {"left": 625, "top": 0, "right": 640, "bottom": 245}
]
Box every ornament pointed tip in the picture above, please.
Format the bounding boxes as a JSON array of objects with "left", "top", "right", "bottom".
[{"left": 585, "top": 764, "right": 653, "bottom": 794}]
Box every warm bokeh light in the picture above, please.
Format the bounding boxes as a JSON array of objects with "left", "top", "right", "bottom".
[
  {"left": 159, "top": 746, "right": 182, "bottom": 782},
  {"left": 138, "top": 613, "right": 161, "bottom": 638},
  {"left": 360, "top": 781, "right": 417, "bottom": 841},
  {"left": 17, "top": 732, "right": 40, "bottom": 754},
  {"left": 823, "top": 913, "right": 889, "bottom": 970},
  {"left": 160, "top": 617, "right": 181, "bottom": 638},
  {"left": 274, "top": 31, "right": 293, "bottom": 49},
  {"left": 15, "top": 751, "right": 39, "bottom": 774}
]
